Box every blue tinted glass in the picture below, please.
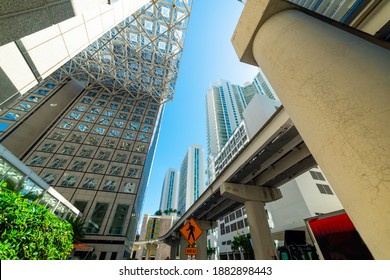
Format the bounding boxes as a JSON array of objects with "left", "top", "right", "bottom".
[
  {"left": 35, "top": 89, "right": 48, "bottom": 96},
  {"left": 3, "top": 112, "right": 20, "bottom": 121},
  {"left": 0, "top": 122, "right": 10, "bottom": 132},
  {"left": 27, "top": 96, "right": 41, "bottom": 103}
]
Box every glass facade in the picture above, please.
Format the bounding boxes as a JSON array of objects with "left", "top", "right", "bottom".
[{"left": 0, "top": 145, "right": 80, "bottom": 221}]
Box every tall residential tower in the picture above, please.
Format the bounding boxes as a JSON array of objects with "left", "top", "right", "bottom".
[
  {"left": 159, "top": 168, "right": 179, "bottom": 212},
  {"left": 177, "top": 144, "right": 205, "bottom": 214}
]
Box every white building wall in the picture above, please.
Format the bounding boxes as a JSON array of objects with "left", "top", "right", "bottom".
[{"left": 243, "top": 93, "right": 281, "bottom": 138}]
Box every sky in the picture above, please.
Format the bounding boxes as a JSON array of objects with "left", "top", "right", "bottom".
[{"left": 140, "top": 0, "right": 259, "bottom": 220}]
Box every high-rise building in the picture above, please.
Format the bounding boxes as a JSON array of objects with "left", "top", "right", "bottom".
[
  {"left": 205, "top": 71, "right": 343, "bottom": 260},
  {"left": 177, "top": 144, "right": 205, "bottom": 214},
  {"left": 159, "top": 168, "right": 179, "bottom": 212},
  {"left": 205, "top": 72, "right": 280, "bottom": 183},
  {"left": 0, "top": 0, "right": 192, "bottom": 259}
]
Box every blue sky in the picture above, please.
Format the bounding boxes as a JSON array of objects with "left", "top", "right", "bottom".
[{"left": 141, "top": 0, "right": 258, "bottom": 219}]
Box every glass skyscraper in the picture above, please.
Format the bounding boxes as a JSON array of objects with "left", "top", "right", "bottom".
[
  {"left": 0, "top": 0, "right": 192, "bottom": 259},
  {"left": 177, "top": 144, "right": 205, "bottom": 214}
]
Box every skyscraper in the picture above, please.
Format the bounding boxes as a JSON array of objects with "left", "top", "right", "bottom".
[
  {"left": 0, "top": 0, "right": 192, "bottom": 259},
  {"left": 159, "top": 168, "right": 179, "bottom": 212},
  {"left": 177, "top": 144, "right": 205, "bottom": 214},
  {"left": 205, "top": 72, "right": 280, "bottom": 183}
]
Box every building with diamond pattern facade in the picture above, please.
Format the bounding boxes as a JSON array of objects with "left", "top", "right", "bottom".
[{"left": 0, "top": 0, "right": 192, "bottom": 259}]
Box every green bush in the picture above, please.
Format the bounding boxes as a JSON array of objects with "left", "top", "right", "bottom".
[{"left": 0, "top": 189, "right": 73, "bottom": 260}]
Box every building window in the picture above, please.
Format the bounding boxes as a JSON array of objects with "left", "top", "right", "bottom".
[
  {"left": 225, "top": 226, "right": 230, "bottom": 234},
  {"left": 109, "top": 166, "right": 123, "bottom": 176},
  {"left": 127, "top": 168, "right": 140, "bottom": 178},
  {"left": 224, "top": 216, "right": 229, "bottom": 224},
  {"left": 78, "top": 124, "right": 89, "bottom": 132},
  {"left": 128, "top": 123, "right": 139, "bottom": 130},
  {"left": 80, "top": 148, "right": 93, "bottom": 157},
  {"left": 109, "top": 204, "right": 129, "bottom": 235},
  {"left": 74, "top": 106, "right": 86, "bottom": 112},
  {"left": 41, "top": 143, "right": 56, "bottom": 152},
  {"left": 114, "top": 120, "right": 125, "bottom": 128},
  {"left": 70, "top": 161, "right": 86, "bottom": 171},
  {"left": 230, "top": 223, "right": 237, "bottom": 232},
  {"left": 3, "top": 112, "right": 20, "bottom": 121},
  {"left": 118, "top": 113, "right": 128, "bottom": 119},
  {"left": 103, "top": 180, "right": 116, "bottom": 191},
  {"left": 90, "top": 108, "right": 101, "bottom": 114},
  {"left": 123, "top": 182, "right": 136, "bottom": 193},
  {"left": 114, "top": 153, "right": 127, "bottom": 162},
  {"left": 60, "top": 145, "right": 75, "bottom": 155},
  {"left": 27, "top": 96, "right": 41, "bottom": 103},
  {"left": 81, "top": 98, "right": 92, "bottom": 104},
  {"left": 16, "top": 103, "right": 32, "bottom": 111},
  {"left": 317, "top": 184, "right": 334, "bottom": 195},
  {"left": 93, "top": 127, "right": 106, "bottom": 135},
  {"left": 310, "top": 170, "right": 326, "bottom": 181},
  {"left": 142, "top": 126, "right": 152, "bottom": 133},
  {"left": 68, "top": 112, "right": 81, "bottom": 120},
  {"left": 42, "top": 173, "right": 56, "bottom": 184},
  {"left": 237, "top": 220, "right": 244, "bottom": 229},
  {"left": 61, "top": 175, "right": 78, "bottom": 187},
  {"left": 99, "top": 118, "right": 110, "bottom": 126},
  {"left": 83, "top": 178, "right": 98, "bottom": 189},
  {"left": 50, "top": 158, "right": 67, "bottom": 169},
  {"left": 139, "top": 134, "right": 148, "bottom": 142},
  {"left": 69, "top": 134, "right": 82, "bottom": 143},
  {"left": 131, "top": 155, "right": 143, "bottom": 165},
  {"left": 95, "top": 100, "right": 106, "bottom": 107},
  {"left": 236, "top": 209, "right": 242, "bottom": 218},
  {"left": 29, "top": 156, "right": 47, "bottom": 167},
  {"left": 135, "top": 144, "right": 147, "bottom": 153},
  {"left": 97, "top": 151, "right": 110, "bottom": 160},
  {"left": 50, "top": 131, "right": 66, "bottom": 140},
  {"left": 87, "top": 136, "right": 99, "bottom": 146},
  {"left": 60, "top": 121, "right": 73, "bottom": 129},
  {"left": 84, "top": 115, "right": 96, "bottom": 123},
  {"left": 124, "top": 132, "right": 135, "bottom": 140},
  {"left": 86, "top": 203, "right": 109, "bottom": 234},
  {"left": 90, "top": 163, "right": 105, "bottom": 174},
  {"left": 131, "top": 115, "right": 141, "bottom": 122},
  {"left": 103, "top": 139, "right": 115, "bottom": 148},
  {"left": 103, "top": 110, "right": 115, "bottom": 117},
  {"left": 73, "top": 200, "right": 88, "bottom": 214},
  {"left": 119, "top": 142, "right": 132, "bottom": 151},
  {"left": 108, "top": 130, "right": 121, "bottom": 137}
]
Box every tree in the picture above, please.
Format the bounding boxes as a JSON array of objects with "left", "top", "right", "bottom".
[
  {"left": 154, "top": 210, "right": 162, "bottom": 216},
  {"left": 231, "top": 234, "right": 255, "bottom": 260},
  {"left": 0, "top": 189, "right": 73, "bottom": 259},
  {"left": 68, "top": 217, "right": 85, "bottom": 244}
]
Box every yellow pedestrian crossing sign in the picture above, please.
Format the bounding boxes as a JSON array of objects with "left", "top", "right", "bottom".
[{"left": 180, "top": 218, "right": 203, "bottom": 246}]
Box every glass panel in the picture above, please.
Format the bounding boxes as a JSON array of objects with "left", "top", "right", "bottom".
[
  {"left": 27, "top": 96, "right": 41, "bottom": 103},
  {"left": 86, "top": 203, "right": 109, "bottom": 234},
  {"left": 109, "top": 204, "right": 129, "bottom": 235},
  {"left": 16, "top": 103, "right": 32, "bottom": 111}
]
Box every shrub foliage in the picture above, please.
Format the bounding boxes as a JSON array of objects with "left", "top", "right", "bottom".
[{"left": 0, "top": 189, "right": 73, "bottom": 260}]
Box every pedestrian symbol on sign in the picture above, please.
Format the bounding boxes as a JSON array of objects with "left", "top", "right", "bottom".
[{"left": 180, "top": 218, "right": 203, "bottom": 246}]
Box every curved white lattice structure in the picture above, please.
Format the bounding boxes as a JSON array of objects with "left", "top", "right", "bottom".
[{"left": 54, "top": 0, "right": 192, "bottom": 104}]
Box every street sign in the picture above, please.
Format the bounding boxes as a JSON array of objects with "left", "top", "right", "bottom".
[
  {"left": 185, "top": 247, "right": 198, "bottom": 256},
  {"left": 179, "top": 218, "right": 203, "bottom": 246}
]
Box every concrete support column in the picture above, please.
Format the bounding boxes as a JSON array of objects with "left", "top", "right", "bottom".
[
  {"left": 169, "top": 240, "right": 179, "bottom": 260},
  {"left": 244, "top": 200, "right": 275, "bottom": 260},
  {"left": 221, "top": 182, "right": 282, "bottom": 260},
  {"left": 195, "top": 220, "right": 216, "bottom": 260},
  {"left": 179, "top": 236, "right": 189, "bottom": 260},
  {"left": 243, "top": 6, "right": 390, "bottom": 259}
]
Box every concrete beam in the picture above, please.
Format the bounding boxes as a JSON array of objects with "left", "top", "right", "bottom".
[{"left": 221, "top": 182, "right": 282, "bottom": 203}]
